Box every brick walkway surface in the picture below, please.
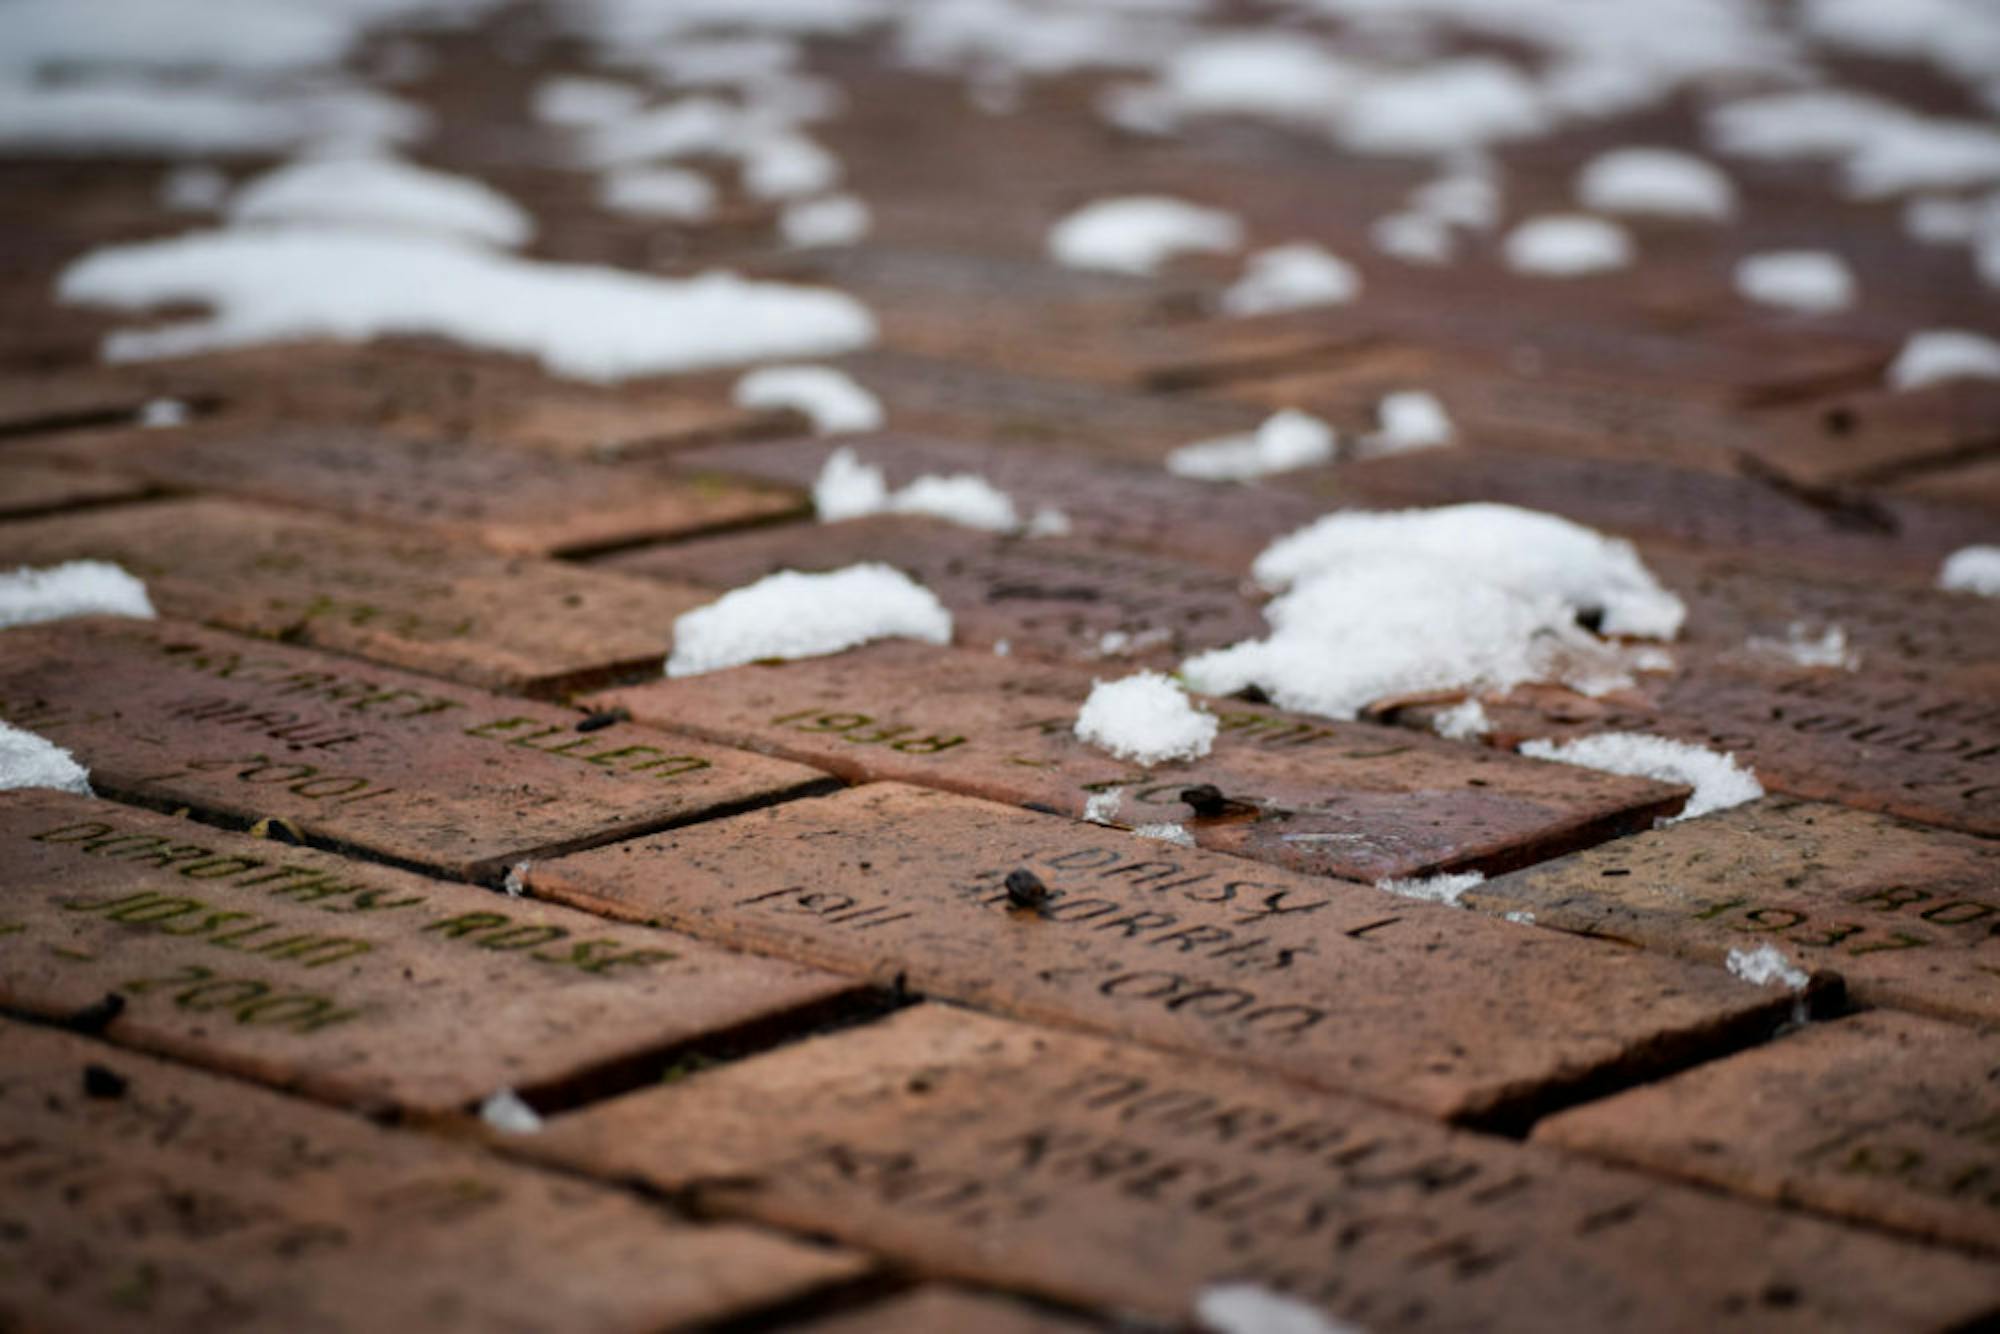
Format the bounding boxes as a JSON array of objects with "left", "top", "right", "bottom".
[{"left": 2, "top": 3, "right": 1997, "bottom": 1331}]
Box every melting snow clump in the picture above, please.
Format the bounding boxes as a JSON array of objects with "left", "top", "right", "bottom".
[
  {"left": 1520, "top": 733, "right": 1762, "bottom": 822},
  {"left": 479, "top": 1088, "right": 545, "bottom": 1135},
  {"left": 1183, "top": 505, "right": 1683, "bottom": 721},
  {"left": 228, "top": 156, "right": 534, "bottom": 248},
  {"left": 1361, "top": 390, "right": 1453, "bottom": 455},
  {"left": 1048, "top": 195, "right": 1243, "bottom": 275},
  {"left": 139, "top": 397, "right": 188, "bottom": 428},
  {"left": 1745, "top": 623, "right": 1857, "bottom": 670},
  {"left": 666, "top": 564, "right": 951, "bottom": 678},
  {"left": 1888, "top": 329, "right": 2000, "bottom": 389},
  {"left": 59, "top": 228, "right": 876, "bottom": 381},
  {"left": 1197, "top": 1283, "right": 1365, "bottom": 1334},
  {"left": 1, "top": 560, "right": 155, "bottom": 628},
  {"left": 1167, "top": 410, "right": 1335, "bottom": 482},
  {"left": 502, "top": 861, "right": 530, "bottom": 899},
  {"left": 1431, "top": 698, "right": 1490, "bottom": 740},
  {"left": 1083, "top": 790, "right": 1123, "bottom": 825},
  {"left": 1375, "top": 870, "right": 1484, "bottom": 908},
  {"left": 781, "top": 193, "right": 871, "bottom": 248},
  {"left": 1135, "top": 822, "right": 1196, "bottom": 847},
  {"left": 1726, "top": 943, "right": 1809, "bottom": 992},
  {"left": 811, "top": 447, "right": 1060, "bottom": 534},
  {"left": 1734, "top": 250, "right": 1855, "bottom": 313},
  {"left": 1221, "top": 243, "right": 1358, "bottom": 316},
  {"left": 1503, "top": 215, "right": 1633, "bottom": 276},
  {"left": 736, "top": 365, "right": 883, "bottom": 435},
  {"left": 599, "top": 165, "right": 716, "bottom": 220},
  {"left": 1576, "top": 148, "right": 1735, "bottom": 220},
  {"left": 1939, "top": 545, "right": 2000, "bottom": 596},
  {"left": 1074, "top": 672, "right": 1217, "bottom": 765},
  {"left": 0, "top": 722, "right": 92, "bottom": 795}
]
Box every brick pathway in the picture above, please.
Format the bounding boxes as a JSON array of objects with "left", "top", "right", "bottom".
[{"left": 2, "top": 4, "right": 1997, "bottom": 1331}]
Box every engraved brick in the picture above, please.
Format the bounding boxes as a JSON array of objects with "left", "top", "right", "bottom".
[
  {"left": 600, "top": 516, "right": 1267, "bottom": 667},
  {"left": 667, "top": 435, "right": 1320, "bottom": 572},
  {"left": 1468, "top": 797, "right": 2000, "bottom": 1024},
  {"left": 589, "top": 641, "right": 1684, "bottom": 881},
  {"left": 0, "top": 789, "right": 860, "bottom": 1112},
  {"left": 796, "top": 1288, "right": 1097, "bottom": 1334},
  {"left": 0, "top": 458, "right": 153, "bottom": 519},
  {"left": 1536, "top": 1010, "right": 2000, "bottom": 1255},
  {"left": 35, "top": 423, "right": 803, "bottom": 555},
  {"left": 0, "top": 497, "right": 719, "bottom": 695},
  {"left": 528, "top": 783, "right": 1807, "bottom": 1125},
  {"left": 0, "top": 1020, "right": 866, "bottom": 1329},
  {"left": 0, "top": 617, "right": 833, "bottom": 881},
  {"left": 1462, "top": 671, "right": 2000, "bottom": 837},
  {"left": 526, "top": 1004, "right": 2000, "bottom": 1331}
]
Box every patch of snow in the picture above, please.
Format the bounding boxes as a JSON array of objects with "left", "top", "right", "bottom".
[
  {"left": 1800, "top": 0, "right": 2000, "bottom": 91},
  {"left": 0, "top": 0, "right": 360, "bottom": 74},
  {"left": 739, "top": 131, "right": 840, "bottom": 200},
  {"left": 501, "top": 861, "right": 530, "bottom": 898},
  {"left": 1504, "top": 910, "right": 1536, "bottom": 925},
  {"left": 1337, "top": 58, "right": 1550, "bottom": 157},
  {"left": 1576, "top": 147, "right": 1735, "bottom": 220},
  {"left": 1733, "top": 250, "right": 1854, "bottom": 314},
  {"left": 479, "top": 1088, "right": 544, "bottom": 1134},
  {"left": 1074, "top": 672, "right": 1217, "bottom": 765},
  {"left": 533, "top": 76, "right": 644, "bottom": 127},
  {"left": 1221, "top": 243, "right": 1358, "bottom": 316},
  {"left": 781, "top": 193, "right": 871, "bottom": 248},
  {"left": 0, "top": 79, "right": 426, "bottom": 157},
  {"left": 1431, "top": 697, "right": 1490, "bottom": 740},
  {"left": 1025, "top": 506, "right": 1072, "bottom": 538},
  {"left": 1939, "top": 545, "right": 2000, "bottom": 596},
  {"left": 579, "top": 95, "right": 744, "bottom": 165},
  {"left": 59, "top": 227, "right": 876, "bottom": 381},
  {"left": 993, "top": 639, "right": 1011, "bottom": 657},
  {"left": 1369, "top": 211, "right": 1453, "bottom": 265},
  {"left": 1197, "top": 1283, "right": 1362, "bottom": 1334},
  {"left": 1135, "top": 821, "right": 1196, "bottom": 846},
  {"left": 1097, "top": 627, "right": 1170, "bottom": 659},
  {"left": 1360, "top": 390, "right": 1453, "bottom": 456},
  {"left": 229, "top": 155, "right": 534, "bottom": 249},
  {"left": 665, "top": 563, "right": 951, "bottom": 677},
  {"left": 1520, "top": 733, "right": 1762, "bottom": 822},
  {"left": 1252, "top": 504, "right": 1685, "bottom": 639},
  {"left": 1182, "top": 505, "right": 1683, "bottom": 722},
  {"left": 887, "top": 474, "right": 1022, "bottom": 531},
  {"left": 1146, "top": 33, "right": 1356, "bottom": 124},
  {"left": 1900, "top": 194, "right": 1984, "bottom": 245},
  {"left": 1887, "top": 329, "right": 2000, "bottom": 390},
  {"left": 0, "top": 722, "right": 92, "bottom": 796},
  {"left": 1707, "top": 91, "right": 2000, "bottom": 197},
  {"left": 1410, "top": 171, "right": 1501, "bottom": 231},
  {"left": 1745, "top": 623, "right": 1857, "bottom": 671},
  {"left": 1503, "top": 214, "right": 1633, "bottom": 276},
  {"left": 139, "top": 397, "right": 189, "bottom": 429},
  {"left": 160, "top": 163, "right": 228, "bottom": 212},
  {"left": 1167, "top": 410, "right": 1336, "bottom": 482},
  {"left": 1, "top": 560, "right": 155, "bottom": 628},
  {"left": 599, "top": 165, "right": 716, "bottom": 220},
  {"left": 810, "top": 447, "right": 1060, "bottom": 534},
  {"left": 1048, "top": 195, "right": 1243, "bottom": 275},
  {"left": 1083, "top": 790, "right": 1123, "bottom": 825},
  {"left": 1726, "top": 942, "right": 1809, "bottom": 992},
  {"left": 736, "top": 366, "right": 883, "bottom": 435},
  {"left": 1375, "top": 869, "right": 1484, "bottom": 908}
]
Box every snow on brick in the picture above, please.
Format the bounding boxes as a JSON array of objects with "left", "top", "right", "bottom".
[
  {"left": 1074, "top": 672, "right": 1217, "bottom": 765},
  {"left": 59, "top": 227, "right": 876, "bottom": 381},
  {"left": 1221, "top": 243, "right": 1358, "bottom": 316},
  {"left": 533, "top": 76, "right": 644, "bottom": 128},
  {"left": 1, "top": 560, "right": 155, "bottom": 628},
  {"left": 1576, "top": 147, "right": 1736, "bottom": 220},
  {"left": 599, "top": 165, "right": 717, "bottom": 220},
  {"left": 1939, "top": 545, "right": 2000, "bottom": 596},
  {"left": 479, "top": 1088, "right": 545, "bottom": 1134},
  {"left": 1707, "top": 91, "right": 2000, "bottom": 197},
  {"left": 736, "top": 365, "right": 883, "bottom": 434},
  {"left": 1503, "top": 214, "right": 1633, "bottom": 276},
  {"left": 1180, "top": 505, "right": 1683, "bottom": 722},
  {"left": 228, "top": 155, "right": 533, "bottom": 248},
  {"left": 1519, "top": 733, "right": 1762, "bottom": 822},
  {"left": 1166, "top": 409, "right": 1335, "bottom": 482},
  {"left": 781, "top": 193, "right": 871, "bottom": 248},
  {"left": 1431, "top": 697, "right": 1490, "bottom": 740},
  {"left": 0, "top": 722, "right": 92, "bottom": 796},
  {"left": 1734, "top": 250, "right": 1855, "bottom": 313},
  {"left": 1197, "top": 1283, "right": 1364, "bottom": 1334},
  {"left": 1744, "top": 623, "right": 1857, "bottom": 670},
  {"left": 1370, "top": 211, "right": 1454, "bottom": 265},
  {"left": 1888, "top": 329, "right": 2000, "bottom": 389},
  {"left": 1725, "top": 942, "right": 1809, "bottom": 992},
  {"left": 665, "top": 563, "right": 951, "bottom": 677},
  {"left": 1135, "top": 821, "right": 1196, "bottom": 846},
  {"left": 1360, "top": 390, "right": 1454, "bottom": 456},
  {"left": 1048, "top": 195, "right": 1243, "bottom": 275},
  {"left": 1375, "top": 869, "right": 1485, "bottom": 908},
  {"left": 811, "top": 446, "right": 1064, "bottom": 534},
  {"left": 0, "top": 81, "right": 425, "bottom": 158}
]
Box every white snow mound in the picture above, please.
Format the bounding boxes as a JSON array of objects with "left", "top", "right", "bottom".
[
  {"left": 666, "top": 563, "right": 951, "bottom": 677},
  {"left": 1888, "top": 329, "right": 2000, "bottom": 390},
  {"left": 1939, "top": 545, "right": 2000, "bottom": 596},
  {"left": 1520, "top": 733, "right": 1762, "bottom": 822},
  {"left": 1048, "top": 195, "right": 1243, "bottom": 275},
  {"left": 59, "top": 227, "right": 876, "bottom": 381},
  {"left": 1074, "top": 672, "right": 1217, "bottom": 765},
  {"left": 1503, "top": 214, "right": 1633, "bottom": 276},
  {"left": 0, "top": 721, "right": 92, "bottom": 796},
  {"left": 229, "top": 156, "right": 533, "bottom": 248},
  {"left": 1167, "top": 410, "right": 1335, "bottom": 482},
  {"left": 1576, "top": 148, "right": 1735, "bottom": 220},
  {"left": 1, "top": 560, "right": 155, "bottom": 628},
  {"left": 1362, "top": 390, "right": 1454, "bottom": 455},
  {"left": 1734, "top": 250, "right": 1855, "bottom": 313},
  {"left": 811, "top": 447, "right": 1050, "bottom": 533},
  {"left": 1197, "top": 1283, "right": 1364, "bottom": 1334},
  {"left": 1375, "top": 870, "right": 1484, "bottom": 908},
  {"left": 735, "top": 365, "right": 883, "bottom": 434},
  {"left": 1726, "top": 943, "right": 1809, "bottom": 992},
  {"left": 1221, "top": 243, "right": 1358, "bottom": 316}
]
